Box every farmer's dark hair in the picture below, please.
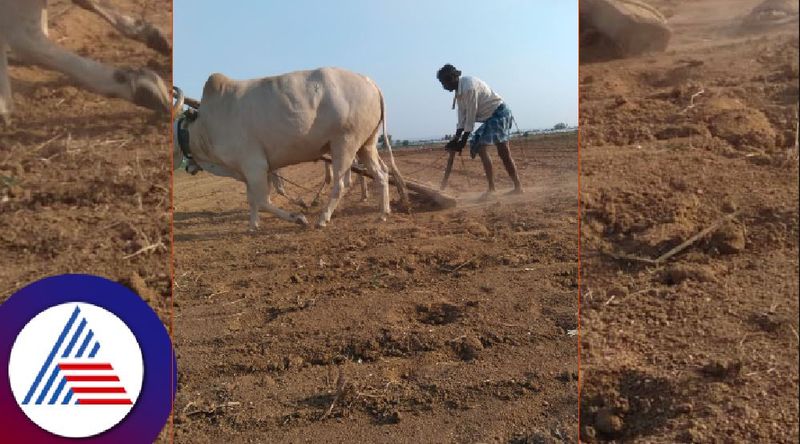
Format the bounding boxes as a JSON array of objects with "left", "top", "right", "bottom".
[{"left": 437, "top": 64, "right": 461, "bottom": 81}]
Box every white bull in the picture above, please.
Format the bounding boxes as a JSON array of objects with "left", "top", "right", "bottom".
[
  {"left": 0, "top": 0, "right": 170, "bottom": 124},
  {"left": 172, "top": 67, "right": 407, "bottom": 229}
]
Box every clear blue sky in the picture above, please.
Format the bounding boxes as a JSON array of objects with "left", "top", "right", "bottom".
[{"left": 174, "top": 1, "right": 577, "bottom": 140}]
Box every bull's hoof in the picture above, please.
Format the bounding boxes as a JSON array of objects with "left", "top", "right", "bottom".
[
  {"left": 316, "top": 218, "right": 328, "bottom": 228},
  {"left": 1, "top": 113, "right": 11, "bottom": 128},
  {"left": 376, "top": 213, "right": 388, "bottom": 223},
  {"left": 117, "top": 67, "right": 170, "bottom": 113},
  {"left": 294, "top": 214, "right": 309, "bottom": 227}
]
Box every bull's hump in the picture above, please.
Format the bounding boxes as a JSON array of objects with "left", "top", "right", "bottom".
[{"left": 203, "top": 73, "right": 234, "bottom": 97}]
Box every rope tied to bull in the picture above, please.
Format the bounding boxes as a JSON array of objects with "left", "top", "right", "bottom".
[{"left": 176, "top": 111, "right": 200, "bottom": 174}]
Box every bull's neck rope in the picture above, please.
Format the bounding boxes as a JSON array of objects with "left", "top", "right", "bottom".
[
  {"left": 177, "top": 110, "right": 203, "bottom": 174},
  {"left": 176, "top": 116, "right": 193, "bottom": 160}
]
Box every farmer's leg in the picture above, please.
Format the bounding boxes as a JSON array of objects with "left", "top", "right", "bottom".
[
  {"left": 477, "top": 146, "right": 495, "bottom": 193},
  {"left": 496, "top": 141, "right": 523, "bottom": 193}
]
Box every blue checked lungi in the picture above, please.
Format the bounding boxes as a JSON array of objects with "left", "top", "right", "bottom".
[{"left": 470, "top": 103, "right": 513, "bottom": 158}]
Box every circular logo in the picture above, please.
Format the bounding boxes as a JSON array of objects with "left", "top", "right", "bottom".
[
  {"left": 9, "top": 303, "right": 144, "bottom": 438},
  {"left": 0, "top": 275, "right": 175, "bottom": 443}
]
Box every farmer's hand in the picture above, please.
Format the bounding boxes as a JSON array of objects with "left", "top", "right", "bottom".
[
  {"left": 456, "top": 131, "right": 470, "bottom": 149},
  {"left": 445, "top": 138, "right": 462, "bottom": 151}
]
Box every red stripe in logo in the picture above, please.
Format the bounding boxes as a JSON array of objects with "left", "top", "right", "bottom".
[
  {"left": 71, "top": 387, "right": 127, "bottom": 394},
  {"left": 65, "top": 375, "right": 120, "bottom": 382},
  {"left": 58, "top": 363, "right": 113, "bottom": 371},
  {"left": 77, "top": 399, "right": 133, "bottom": 405}
]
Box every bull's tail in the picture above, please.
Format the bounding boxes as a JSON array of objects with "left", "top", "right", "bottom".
[{"left": 376, "top": 87, "right": 409, "bottom": 207}]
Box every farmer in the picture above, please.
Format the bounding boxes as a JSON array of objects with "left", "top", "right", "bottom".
[{"left": 437, "top": 64, "right": 523, "bottom": 195}]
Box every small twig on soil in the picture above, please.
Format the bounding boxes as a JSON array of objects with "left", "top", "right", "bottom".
[
  {"left": 604, "top": 295, "right": 616, "bottom": 306},
  {"left": 629, "top": 287, "right": 655, "bottom": 298},
  {"left": 500, "top": 323, "right": 524, "bottom": 328},
  {"left": 123, "top": 241, "right": 165, "bottom": 259},
  {"left": 680, "top": 87, "right": 705, "bottom": 114},
  {"left": 221, "top": 297, "right": 246, "bottom": 306},
  {"left": 34, "top": 133, "right": 63, "bottom": 153},
  {"left": 602, "top": 249, "right": 659, "bottom": 265},
  {"left": 206, "top": 289, "right": 229, "bottom": 299},
  {"left": 184, "top": 401, "right": 241, "bottom": 417},
  {"left": 653, "top": 211, "right": 740, "bottom": 263},
  {"left": 604, "top": 211, "right": 741, "bottom": 265},
  {"left": 181, "top": 401, "right": 196, "bottom": 414},
  {"left": 441, "top": 256, "right": 477, "bottom": 273}
]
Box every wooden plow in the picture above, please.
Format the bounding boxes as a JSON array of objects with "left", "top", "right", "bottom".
[{"left": 320, "top": 155, "right": 458, "bottom": 209}]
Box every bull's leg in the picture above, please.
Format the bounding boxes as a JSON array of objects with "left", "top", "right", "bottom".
[
  {"left": 0, "top": 40, "right": 11, "bottom": 126},
  {"left": 317, "top": 140, "right": 358, "bottom": 228},
  {"left": 358, "top": 146, "right": 390, "bottom": 221},
  {"left": 358, "top": 172, "right": 369, "bottom": 202},
  {"left": 244, "top": 170, "right": 268, "bottom": 231},
  {"left": 6, "top": 14, "right": 169, "bottom": 113},
  {"left": 244, "top": 165, "right": 307, "bottom": 230},
  {"left": 324, "top": 161, "right": 333, "bottom": 185},
  {"left": 260, "top": 191, "right": 309, "bottom": 227},
  {"left": 343, "top": 167, "right": 352, "bottom": 188}
]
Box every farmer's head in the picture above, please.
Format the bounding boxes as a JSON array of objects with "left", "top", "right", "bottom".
[{"left": 437, "top": 64, "right": 461, "bottom": 92}]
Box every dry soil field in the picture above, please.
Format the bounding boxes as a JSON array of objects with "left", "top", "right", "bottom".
[
  {"left": 580, "top": 0, "right": 799, "bottom": 442},
  {"left": 173, "top": 134, "right": 578, "bottom": 443},
  {"left": 0, "top": 0, "right": 172, "bottom": 315}
]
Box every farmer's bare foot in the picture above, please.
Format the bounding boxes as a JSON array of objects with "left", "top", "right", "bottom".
[
  {"left": 479, "top": 190, "right": 495, "bottom": 201},
  {"left": 506, "top": 187, "right": 524, "bottom": 195}
]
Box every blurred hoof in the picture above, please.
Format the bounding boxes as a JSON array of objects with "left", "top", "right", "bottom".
[
  {"left": 294, "top": 214, "right": 309, "bottom": 227},
  {"left": 119, "top": 67, "right": 170, "bottom": 113}
]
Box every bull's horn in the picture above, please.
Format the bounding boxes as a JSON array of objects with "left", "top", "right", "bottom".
[{"left": 172, "top": 86, "right": 185, "bottom": 117}]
